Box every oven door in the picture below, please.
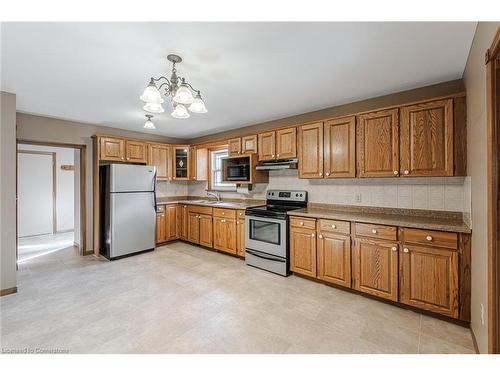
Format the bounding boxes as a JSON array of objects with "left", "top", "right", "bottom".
[{"left": 245, "top": 215, "right": 287, "bottom": 258}]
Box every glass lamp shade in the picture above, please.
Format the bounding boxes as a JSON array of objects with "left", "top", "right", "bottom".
[
  {"left": 143, "top": 102, "right": 165, "bottom": 114},
  {"left": 140, "top": 83, "right": 164, "bottom": 104},
  {"left": 171, "top": 104, "right": 190, "bottom": 119},
  {"left": 188, "top": 96, "right": 207, "bottom": 113},
  {"left": 143, "top": 119, "right": 156, "bottom": 130},
  {"left": 172, "top": 84, "right": 194, "bottom": 104}
]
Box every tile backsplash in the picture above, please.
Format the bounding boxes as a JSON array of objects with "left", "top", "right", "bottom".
[
  {"left": 187, "top": 169, "right": 471, "bottom": 216},
  {"left": 157, "top": 180, "right": 188, "bottom": 197}
]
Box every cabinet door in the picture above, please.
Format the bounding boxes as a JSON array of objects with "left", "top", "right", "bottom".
[
  {"left": 188, "top": 146, "right": 197, "bottom": 180},
  {"left": 290, "top": 226, "right": 317, "bottom": 277},
  {"left": 195, "top": 147, "right": 208, "bottom": 181},
  {"left": 357, "top": 109, "right": 399, "bottom": 177},
  {"left": 324, "top": 116, "right": 356, "bottom": 178},
  {"left": 156, "top": 213, "right": 166, "bottom": 244},
  {"left": 400, "top": 244, "right": 458, "bottom": 317},
  {"left": 148, "top": 144, "right": 169, "bottom": 179},
  {"left": 400, "top": 99, "right": 453, "bottom": 177},
  {"left": 199, "top": 214, "right": 213, "bottom": 248},
  {"left": 177, "top": 205, "right": 188, "bottom": 240},
  {"left": 99, "top": 137, "right": 125, "bottom": 161},
  {"left": 125, "top": 141, "right": 147, "bottom": 163},
  {"left": 317, "top": 232, "right": 351, "bottom": 287},
  {"left": 225, "top": 218, "right": 237, "bottom": 254},
  {"left": 188, "top": 212, "right": 200, "bottom": 244},
  {"left": 228, "top": 138, "right": 242, "bottom": 156},
  {"left": 213, "top": 217, "right": 226, "bottom": 251},
  {"left": 276, "top": 127, "right": 297, "bottom": 159},
  {"left": 353, "top": 239, "right": 399, "bottom": 301},
  {"left": 241, "top": 135, "right": 258, "bottom": 154},
  {"left": 298, "top": 122, "right": 324, "bottom": 178},
  {"left": 165, "top": 205, "right": 178, "bottom": 241},
  {"left": 173, "top": 146, "right": 189, "bottom": 180},
  {"left": 236, "top": 211, "right": 246, "bottom": 257},
  {"left": 258, "top": 131, "right": 276, "bottom": 160}
]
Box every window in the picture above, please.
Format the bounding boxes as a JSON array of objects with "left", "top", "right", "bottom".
[{"left": 210, "top": 149, "right": 236, "bottom": 191}]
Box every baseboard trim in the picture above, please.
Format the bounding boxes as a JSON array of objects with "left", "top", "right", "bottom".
[
  {"left": 0, "top": 287, "right": 18, "bottom": 297},
  {"left": 470, "top": 327, "right": 480, "bottom": 354}
]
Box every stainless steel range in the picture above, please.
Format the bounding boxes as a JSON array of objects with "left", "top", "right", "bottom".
[{"left": 245, "top": 190, "right": 307, "bottom": 276}]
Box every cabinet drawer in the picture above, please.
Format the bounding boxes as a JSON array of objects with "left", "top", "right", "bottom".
[
  {"left": 290, "top": 217, "right": 316, "bottom": 229},
  {"left": 318, "top": 219, "right": 350, "bottom": 235},
  {"left": 402, "top": 228, "right": 457, "bottom": 249},
  {"left": 188, "top": 205, "right": 213, "bottom": 215},
  {"left": 236, "top": 210, "right": 245, "bottom": 219},
  {"left": 156, "top": 205, "right": 165, "bottom": 213},
  {"left": 213, "top": 208, "right": 236, "bottom": 219},
  {"left": 355, "top": 223, "right": 397, "bottom": 241}
]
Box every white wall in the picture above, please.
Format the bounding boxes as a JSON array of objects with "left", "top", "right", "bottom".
[
  {"left": 18, "top": 144, "right": 75, "bottom": 233},
  {"left": 1, "top": 91, "right": 17, "bottom": 291},
  {"left": 189, "top": 170, "right": 469, "bottom": 213}
]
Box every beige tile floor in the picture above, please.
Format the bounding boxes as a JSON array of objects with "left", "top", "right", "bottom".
[
  {"left": 17, "top": 231, "right": 74, "bottom": 263},
  {"left": 0, "top": 242, "right": 476, "bottom": 354}
]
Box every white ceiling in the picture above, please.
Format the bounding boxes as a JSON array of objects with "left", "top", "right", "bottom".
[{"left": 1, "top": 22, "right": 476, "bottom": 139}]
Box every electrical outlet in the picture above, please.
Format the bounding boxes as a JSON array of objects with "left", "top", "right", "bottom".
[
  {"left": 481, "top": 303, "right": 485, "bottom": 325},
  {"left": 356, "top": 193, "right": 362, "bottom": 203}
]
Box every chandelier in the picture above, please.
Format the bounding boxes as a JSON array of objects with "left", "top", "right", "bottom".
[{"left": 140, "top": 54, "right": 207, "bottom": 119}]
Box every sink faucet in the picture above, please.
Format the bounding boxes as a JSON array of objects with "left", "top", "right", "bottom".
[{"left": 206, "top": 191, "right": 221, "bottom": 202}]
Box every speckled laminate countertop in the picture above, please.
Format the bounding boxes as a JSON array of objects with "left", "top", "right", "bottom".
[{"left": 156, "top": 196, "right": 264, "bottom": 210}]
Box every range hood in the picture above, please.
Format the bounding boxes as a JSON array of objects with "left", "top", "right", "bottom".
[{"left": 255, "top": 158, "right": 298, "bottom": 170}]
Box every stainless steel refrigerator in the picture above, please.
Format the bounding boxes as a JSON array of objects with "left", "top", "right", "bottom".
[{"left": 100, "top": 164, "right": 156, "bottom": 260}]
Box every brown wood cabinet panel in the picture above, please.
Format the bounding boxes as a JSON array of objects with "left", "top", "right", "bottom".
[
  {"left": 100, "top": 137, "right": 125, "bottom": 161},
  {"left": 317, "top": 231, "right": 351, "bottom": 288},
  {"left": 228, "top": 138, "right": 242, "bottom": 156},
  {"left": 402, "top": 228, "right": 457, "bottom": 249},
  {"left": 400, "top": 244, "right": 458, "bottom": 318},
  {"left": 195, "top": 147, "right": 208, "bottom": 181},
  {"left": 290, "top": 225, "right": 317, "bottom": 277},
  {"left": 148, "top": 144, "right": 169, "bottom": 180},
  {"left": 178, "top": 204, "right": 188, "bottom": 240},
  {"left": 213, "top": 208, "right": 236, "bottom": 219},
  {"left": 453, "top": 96, "right": 467, "bottom": 176},
  {"left": 324, "top": 116, "right": 356, "bottom": 178},
  {"left": 199, "top": 214, "right": 213, "bottom": 248},
  {"left": 156, "top": 212, "right": 166, "bottom": 244},
  {"left": 357, "top": 109, "right": 399, "bottom": 177},
  {"left": 318, "top": 219, "right": 350, "bottom": 235},
  {"left": 125, "top": 140, "right": 147, "bottom": 163},
  {"left": 355, "top": 223, "right": 397, "bottom": 241},
  {"left": 400, "top": 99, "right": 453, "bottom": 177},
  {"left": 258, "top": 131, "right": 276, "bottom": 161},
  {"left": 165, "top": 205, "right": 177, "bottom": 241},
  {"left": 353, "top": 238, "right": 399, "bottom": 301},
  {"left": 173, "top": 146, "right": 190, "bottom": 180},
  {"left": 236, "top": 210, "right": 245, "bottom": 257},
  {"left": 241, "top": 135, "right": 258, "bottom": 154},
  {"left": 290, "top": 217, "right": 316, "bottom": 230},
  {"left": 225, "top": 218, "right": 237, "bottom": 254},
  {"left": 188, "top": 146, "right": 197, "bottom": 180},
  {"left": 188, "top": 211, "right": 200, "bottom": 244},
  {"left": 298, "top": 122, "right": 324, "bottom": 178},
  {"left": 213, "top": 217, "right": 237, "bottom": 254},
  {"left": 276, "top": 127, "right": 297, "bottom": 159}
]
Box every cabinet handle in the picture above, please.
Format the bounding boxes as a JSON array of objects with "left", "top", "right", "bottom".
[
  {"left": 403, "top": 248, "right": 409, "bottom": 253},
  {"left": 326, "top": 172, "right": 330, "bottom": 176},
  {"left": 426, "top": 235, "right": 433, "bottom": 241},
  {"left": 183, "top": 205, "right": 187, "bottom": 208},
  {"left": 393, "top": 171, "right": 398, "bottom": 175},
  {"left": 299, "top": 221, "right": 304, "bottom": 226},
  {"left": 271, "top": 154, "right": 275, "bottom": 158},
  {"left": 331, "top": 224, "right": 336, "bottom": 229},
  {"left": 277, "top": 153, "right": 280, "bottom": 157},
  {"left": 404, "top": 170, "right": 409, "bottom": 175},
  {"left": 236, "top": 221, "right": 239, "bottom": 224},
  {"left": 121, "top": 157, "right": 124, "bottom": 160},
  {"left": 239, "top": 212, "right": 242, "bottom": 216},
  {"left": 318, "top": 234, "right": 323, "bottom": 239},
  {"left": 391, "top": 246, "right": 397, "bottom": 252},
  {"left": 311, "top": 233, "right": 315, "bottom": 237},
  {"left": 222, "top": 219, "right": 226, "bottom": 223},
  {"left": 371, "top": 229, "right": 377, "bottom": 234},
  {"left": 222, "top": 212, "right": 225, "bottom": 215},
  {"left": 319, "top": 172, "right": 323, "bottom": 176}
]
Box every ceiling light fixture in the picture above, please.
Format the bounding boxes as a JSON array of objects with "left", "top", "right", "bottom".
[
  {"left": 140, "top": 54, "right": 207, "bottom": 119},
  {"left": 143, "top": 114, "right": 156, "bottom": 130}
]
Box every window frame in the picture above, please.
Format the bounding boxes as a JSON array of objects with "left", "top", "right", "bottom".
[{"left": 208, "top": 147, "right": 236, "bottom": 192}]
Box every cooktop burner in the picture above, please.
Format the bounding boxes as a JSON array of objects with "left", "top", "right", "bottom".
[{"left": 245, "top": 190, "right": 307, "bottom": 219}]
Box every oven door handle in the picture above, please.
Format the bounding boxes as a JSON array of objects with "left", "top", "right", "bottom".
[{"left": 246, "top": 249, "right": 286, "bottom": 263}]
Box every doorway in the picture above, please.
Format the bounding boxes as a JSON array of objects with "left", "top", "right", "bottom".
[{"left": 16, "top": 141, "right": 87, "bottom": 264}]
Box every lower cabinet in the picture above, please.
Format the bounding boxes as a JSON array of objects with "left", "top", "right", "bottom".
[
  {"left": 177, "top": 204, "right": 188, "bottom": 240},
  {"left": 352, "top": 238, "right": 399, "bottom": 302},
  {"left": 199, "top": 214, "right": 213, "bottom": 248},
  {"left": 155, "top": 204, "right": 178, "bottom": 244},
  {"left": 213, "top": 217, "right": 237, "bottom": 254},
  {"left": 187, "top": 205, "right": 213, "bottom": 247},
  {"left": 290, "top": 219, "right": 317, "bottom": 278},
  {"left": 236, "top": 210, "right": 246, "bottom": 257},
  {"left": 188, "top": 211, "right": 200, "bottom": 243},
  {"left": 156, "top": 210, "right": 166, "bottom": 244},
  {"left": 317, "top": 231, "right": 351, "bottom": 288}
]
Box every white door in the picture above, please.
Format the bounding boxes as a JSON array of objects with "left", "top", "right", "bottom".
[{"left": 17, "top": 152, "right": 55, "bottom": 237}]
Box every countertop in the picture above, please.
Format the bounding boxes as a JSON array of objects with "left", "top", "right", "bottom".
[
  {"left": 156, "top": 196, "right": 263, "bottom": 210},
  {"left": 288, "top": 206, "right": 471, "bottom": 233}
]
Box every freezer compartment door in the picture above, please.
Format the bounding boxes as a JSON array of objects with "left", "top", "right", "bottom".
[
  {"left": 110, "top": 164, "right": 156, "bottom": 192},
  {"left": 110, "top": 192, "right": 155, "bottom": 257}
]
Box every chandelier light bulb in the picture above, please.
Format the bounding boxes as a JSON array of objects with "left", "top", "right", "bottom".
[
  {"left": 140, "top": 81, "right": 164, "bottom": 104},
  {"left": 143, "top": 102, "right": 165, "bottom": 114},
  {"left": 173, "top": 82, "right": 195, "bottom": 105},
  {"left": 143, "top": 115, "right": 156, "bottom": 130},
  {"left": 171, "top": 103, "right": 190, "bottom": 119},
  {"left": 188, "top": 92, "right": 208, "bottom": 114}
]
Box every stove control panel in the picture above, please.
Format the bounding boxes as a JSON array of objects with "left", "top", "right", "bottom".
[{"left": 266, "top": 190, "right": 307, "bottom": 202}]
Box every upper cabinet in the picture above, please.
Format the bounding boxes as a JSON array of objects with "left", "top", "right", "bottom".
[
  {"left": 324, "top": 116, "right": 356, "bottom": 178},
  {"left": 173, "top": 146, "right": 190, "bottom": 180},
  {"left": 191, "top": 147, "right": 208, "bottom": 181},
  {"left": 228, "top": 138, "right": 242, "bottom": 156},
  {"left": 99, "top": 136, "right": 146, "bottom": 163},
  {"left": 298, "top": 122, "right": 324, "bottom": 178},
  {"left": 258, "top": 128, "right": 297, "bottom": 161},
  {"left": 125, "top": 140, "right": 147, "bottom": 163},
  {"left": 258, "top": 131, "right": 276, "bottom": 160},
  {"left": 241, "top": 135, "right": 258, "bottom": 154},
  {"left": 400, "top": 99, "right": 454, "bottom": 177},
  {"left": 148, "top": 143, "right": 171, "bottom": 180},
  {"left": 357, "top": 109, "right": 399, "bottom": 177}
]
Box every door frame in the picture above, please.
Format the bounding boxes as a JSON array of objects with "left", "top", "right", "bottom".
[
  {"left": 486, "top": 26, "right": 500, "bottom": 354},
  {"left": 17, "top": 150, "right": 57, "bottom": 236},
  {"left": 17, "top": 140, "right": 88, "bottom": 256}
]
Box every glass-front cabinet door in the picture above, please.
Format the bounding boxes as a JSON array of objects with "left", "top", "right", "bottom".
[{"left": 173, "top": 146, "right": 189, "bottom": 180}]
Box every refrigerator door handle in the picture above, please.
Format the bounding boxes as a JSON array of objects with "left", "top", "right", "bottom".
[{"left": 153, "top": 169, "right": 157, "bottom": 212}]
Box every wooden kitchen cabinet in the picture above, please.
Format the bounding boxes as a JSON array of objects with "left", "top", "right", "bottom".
[
  {"left": 173, "top": 146, "right": 190, "bottom": 180},
  {"left": 357, "top": 109, "right": 399, "bottom": 177},
  {"left": 353, "top": 238, "right": 399, "bottom": 301},
  {"left": 400, "top": 99, "right": 454, "bottom": 177},
  {"left": 298, "top": 122, "right": 324, "bottom": 178},
  {"left": 187, "top": 206, "right": 213, "bottom": 246},
  {"left": 258, "top": 131, "right": 276, "bottom": 161},
  {"left": 99, "top": 137, "right": 125, "bottom": 161},
  {"left": 400, "top": 228, "right": 459, "bottom": 317},
  {"left": 241, "top": 135, "right": 258, "bottom": 154},
  {"left": 236, "top": 210, "right": 246, "bottom": 257},
  {"left": 177, "top": 204, "right": 188, "bottom": 240},
  {"left": 317, "top": 224, "right": 351, "bottom": 288},
  {"left": 125, "top": 140, "right": 147, "bottom": 163},
  {"left": 228, "top": 138, "right": 242, "bottom": 156},
  {"left": 275, "top": 127, "right": 297, "bottom": 159},
  {"left": 156, "top": 209, "right": 167, "bottom": 244},
  {"left": 188, "top": 211, "right": 200, "bottom": 243},
  {"left": 213, "top": 209, "right": 237, "bottom": 254},
  {"left": 324, "top": 116, "right": 356, "bottom": 178},
  {"left": 194, "top": 147, "right": 208, "bottom": 181},
  {"left": 148, "top": 143, "right": 171, "bottom": 180},
  {"left": 290, "top": 218, "right": 317, "bottom": 277},
  {"left": 199, "top": 214, "right": 213, "bottom": 248},
  {"left": 156, "top": 205, "right": 177, "bottom": 244}
]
